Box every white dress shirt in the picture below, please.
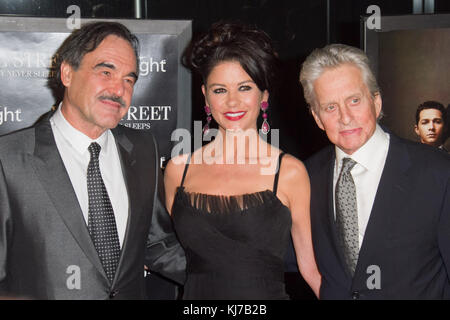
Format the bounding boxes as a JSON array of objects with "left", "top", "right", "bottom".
[
  {"left": 333, "top": 124, "right": 390, "bottom": 249},
  {"left": 50, "top": 106, "right": 129, "bottom": 247}
]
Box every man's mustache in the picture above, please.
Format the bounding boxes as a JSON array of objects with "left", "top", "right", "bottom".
[{"left": 98, "top": 95, "right": 126, "bottom": 108}]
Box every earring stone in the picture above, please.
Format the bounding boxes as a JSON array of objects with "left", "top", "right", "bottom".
[
  {"left": 260, "top": 101, "right": 270, "bottom": 134},
  {"left": 203, "top": 105, "right": 212, "bottom": 135}
]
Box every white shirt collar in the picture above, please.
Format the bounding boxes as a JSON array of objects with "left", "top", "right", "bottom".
[
  {"left": 335, "top": 124, "right": 390, "bottom": 171},
  {"left": 51, "top": 104, "right": 110, "bottom": 155}
]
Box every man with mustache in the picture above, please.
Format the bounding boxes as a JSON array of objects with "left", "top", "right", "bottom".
[
  {"left": 300, "top": 44, "right": 450, "bottom": 299},
  {"left": 0, "top": 21, "right": 185, "bottom": 299},
  {"left": 414, "top": 101, "right": 449, "bottom": 153}
]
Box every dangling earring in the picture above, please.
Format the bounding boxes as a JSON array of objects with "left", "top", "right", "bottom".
[
  {"left": 260, "top": 101, "right": 270, "bottom": 134},
  {"left": 203, "top": 105, "right": 212, "bottom": 135}
]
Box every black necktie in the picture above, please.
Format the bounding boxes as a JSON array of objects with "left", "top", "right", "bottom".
[
  {"left": 335, "top": 157, "right": 359, "bottom": 276},
  {"left": 87, "top": 142, "right": 121, "bottom": 283}
]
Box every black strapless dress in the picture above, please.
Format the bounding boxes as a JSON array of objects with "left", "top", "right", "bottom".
[{"left": 172, "top": 153, "right": 292, "bottom": 300}]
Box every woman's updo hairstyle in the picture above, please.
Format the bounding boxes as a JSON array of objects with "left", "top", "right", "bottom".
[{"left": 183, "top": 21, "right": 280, "bottom": 92}]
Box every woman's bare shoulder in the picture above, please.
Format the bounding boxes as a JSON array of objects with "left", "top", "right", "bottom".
[
  {"left": 165, "top": 153, "right": 190, "bottom": 183},
  {"left": 278, "top": 153, "right": 309, "bottom": 188}
]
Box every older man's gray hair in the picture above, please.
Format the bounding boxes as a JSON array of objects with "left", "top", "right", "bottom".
[{"left": 299, "top": 44, "right": 380, "bottom": 113}]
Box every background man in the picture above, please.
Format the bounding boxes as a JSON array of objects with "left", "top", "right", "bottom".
[
  {"left": 414, "top": 100, "right": 448, "bottom": 152},
  {"left": 0, "top": 21, "right": 185, "bottom": 299},
  {"left": 299, "top": 44, "right": 450, "bottom": 299}
]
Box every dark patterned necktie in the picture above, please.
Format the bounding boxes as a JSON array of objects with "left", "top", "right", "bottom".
[
  {"left": 87, "top": 142, "right": 121, "bottom": 283},
  {"left": 335, "top": 157, "right": 359, "bottom": 276}
]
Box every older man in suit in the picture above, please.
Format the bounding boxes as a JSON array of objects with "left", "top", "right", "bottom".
[
  {"left": 0, "top": 21, "right": 185, "bottom": 299},
  {"left": 299, "top": 44, "right": 450, "bottom": 299}
]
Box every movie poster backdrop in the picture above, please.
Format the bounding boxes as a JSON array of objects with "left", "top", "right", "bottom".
[
  {"left": 362, "top": 14, "right": 450, "bottom": 150},
  {"left": 0, "top": 17, "right": 192, "bottom": 166}
]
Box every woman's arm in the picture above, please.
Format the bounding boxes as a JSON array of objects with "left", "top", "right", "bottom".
[{"left": 279, "top": 155, "right": 322, "bottom": 298}]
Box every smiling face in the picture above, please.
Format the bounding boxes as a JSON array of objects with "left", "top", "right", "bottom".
[
  {"left": 202, "top": 60, "right": 269, "bottom": 134},
  {"left": 60, "top": 35, "right": 137, "bottom": 139},
  {"left": 311, "top": 63, "right": 382, "bottom": 155},
  {"left": 415, "top": 108, "right": 445, "bottom": 147}
]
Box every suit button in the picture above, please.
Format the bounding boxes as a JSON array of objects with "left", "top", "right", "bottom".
[
  {"left": 109, "top": 290, "right": 119, "bottom": 299},
  {"left": 352, "top": 291, "right": 360, "bottom": 300}
]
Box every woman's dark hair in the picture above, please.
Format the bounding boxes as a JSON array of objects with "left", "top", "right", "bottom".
[
  {"left": 48, "top": 21, "right": 140, "bottom": 102},
  {"left": 182, "top": 21, "right": 279, "bottom": 92}
]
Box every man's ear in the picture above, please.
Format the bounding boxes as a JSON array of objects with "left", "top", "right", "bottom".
[
  {"left": 60, "top": 62, "right": 73, "bottom": 87},
  {"left": 373, "top": 92, "right": 382, "bottom": 118},
  {"left": 311, "top": 108, "right": 325, "bottom": 131},
  {"left": 414, "top": 124, "right": 420, "bottom": 137}
]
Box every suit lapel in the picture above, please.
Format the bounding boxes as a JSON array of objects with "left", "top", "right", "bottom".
[
  {"left": 110, "top": 127, "right": 142, "bottom": 284},
  {"left": 31, "top": 113, "right": 106, "bottom": 278},
  {"left": 353, "top": 135, "right": 412, "bottom": 280}
]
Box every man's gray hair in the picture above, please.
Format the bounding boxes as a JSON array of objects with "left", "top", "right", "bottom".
[{"left": 299, "top": 44, "right": 380, "bottom": 112}]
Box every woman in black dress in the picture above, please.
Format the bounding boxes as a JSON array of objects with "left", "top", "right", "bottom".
[{"left": 165, "top": 21, "right": 321, "bottom": 299}]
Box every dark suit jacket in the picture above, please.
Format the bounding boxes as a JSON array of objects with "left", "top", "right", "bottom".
[
  {"left": 0, "top": 111, "right": 186, "bottom": 299},
  {"left": 306, "top": 133, "right": 450, "bottom": 299}
]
